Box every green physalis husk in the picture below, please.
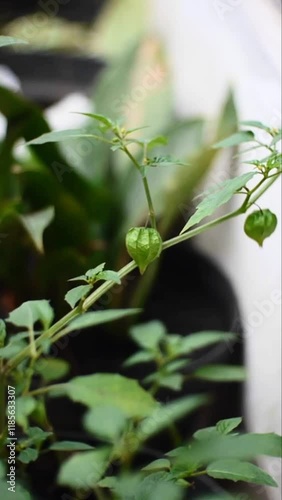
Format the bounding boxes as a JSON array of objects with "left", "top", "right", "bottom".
[
  {"left": 126, "top": 227, "right": 162, "bottom": 274},
  {"left": 244, "top": 209, "right": 277, "bottom": 247}
]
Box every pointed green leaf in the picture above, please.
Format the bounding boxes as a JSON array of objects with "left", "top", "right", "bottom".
[
  {"left": 0, "top": 341, "right": 26, "bottom": 359},
  {"left": 18, "top": 448, "right": 38, "bottom": 464},
  {"left": 135, "top": 472, "right": 183, "bottom": 500},
  {"left": 130, "top": 321, "right": 166, "bottom": 350},
  {"left": 85, "top": 263, "right": 106, "bottom": 281},
  {"left": 137, "top": 395, "right": 208, "bottom": 442},
  {"left": 181, "top": 172, "right": 256, "bottom": 233},
  {"left": 15, "top": 397, "right": 36, "bottom": 431},
  {"left": 123, "top": 351, "right": 155, "bottom": 367},
  {"left": 216, "top": 417, "right": 243, "bottom": 435},
  {"left": 64, "top": 374, "right": 157, "bottom": 418},
  {"left": 58, "top": 448, "right": 110, "bottom": 489},
  {"left": 194, "top": 365, "right": 247, "bottom": 382},
  {"left": 142, "top": 458, "right": 171, "bottom": 472},
  {"left": 20, "top": 206, "right": 54, "bottom": 253},
  {"left": 159, "top": 374, "right": 184, "bottom": 391},
  {"left": 179, "top": 331, "right": 236, "bottom": 355},
  {"left": 26, "top": 427, "right": 53, "bottom": 446},
  {"left": 241, "top": 121, "right": 271, "bottom": 132},
  {"left": 49, "top": 441, "right": 94, "bottom": 452},
  {"left": 270, "top": 130, "right": 282, "bottom": 146},
  {"left": 207, "top": 459, "right": 278, "bottom": 487},
  {"left": 35, "top": 358, "right": 70, "bottom": 383},
  {"left": 74, "top": 112, "right": 114, "bottom": 128},
  {"left": 25, "top": 129, "right": 99, "bottom": 146},
  {"left": 146, "top": 136, "right": 168, "bottom": 150},
  {"left": 173, "top": 433, "right": 282, "bottom": 470},
  {"left": 7, "top": 300, "right": 54, "bottom": 330},
  {"left": 83, "top": 406, "right": 127, "bottom": 442},
  {"left": 193, "top": 427, "right": 218, "bottom": 441},
  {"left": 65, "top": 309, "right": 141, "bottom": 333},
  {"left": 97, "top": 270, "right": 121, "bottom": 284},
  {"left": 213, "top": 131, "right": 255, "bottom": 149},
  {"left": 65, "top": 284, "right": 93, "bottom": 308}
]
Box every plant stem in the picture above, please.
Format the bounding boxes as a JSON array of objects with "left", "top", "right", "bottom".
[
  {"left": 5, "top": 171, "right": 281, "bottom": 373},
  {"left": 5, "top": 308, "right": 80, "bottom": 373},
  {"left": 122, "top": 144, "right": 157, "bottom": 229},
  {"left": 27, "top": 384, "right": 65, "bottom": 398},
  {"left": 142, "top": 176, "right": 157, "bottom": 229}
]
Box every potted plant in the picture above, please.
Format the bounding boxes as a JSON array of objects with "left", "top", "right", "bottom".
[{"left": 0, "top": 36, "right": 281, "bottom": 499}]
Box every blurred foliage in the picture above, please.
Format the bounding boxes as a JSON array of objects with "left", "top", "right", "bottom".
[
  {"left": 1, "top": 0, "right": 148, "bottom": 57},
  {"left": 0, "top": 8, "right": 238, "bottom": 316}
]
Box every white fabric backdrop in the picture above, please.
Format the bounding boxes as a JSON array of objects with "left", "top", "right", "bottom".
[{"left": 151, "top": 0, "right": 281, "bottom": 497}]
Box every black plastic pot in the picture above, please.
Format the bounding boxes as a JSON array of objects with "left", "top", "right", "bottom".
[
  {"left": 0, "top": 50, "right": 104, "bottom": 105},
  {"left": 36, "top": 244, "right": 243, "bottom": 500},
  {"left": 0, "top": 0, "right": 105, "bottom": 24}
]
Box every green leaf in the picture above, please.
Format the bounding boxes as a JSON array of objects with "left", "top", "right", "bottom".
[
  {"left": 126, "top": 227, "right": 163, "bottom": 274},
  {"left": 173, "top": 433, "right": 282, "bottom": 471},
  {"left": 146, "top": 136, "right": 168, "bottom": 150},
  {"left": 65, "top": 309, "right": 141, "bottom": 333},
  {"left": 85, "top": 263, "right": 106, "bottom": 281},
  {"left": 146, "top": 156, "right": 186, "bottom": 168},
  {"left": 7, "top": 300, "right": 54, "bottom": 330},
  {"left": 165, "top": 360, "right": 189, "bottom": 373},
  {"left": 159, "top": 374, "right": 184, "bottom": 391},
  {"left": 0, "top": 341, "right": 26, "bottom": 359},
  {"left": 65, "top": 284, "right": 93, "bottom": 308},
  {"left": 74, "top": 112, "right": 114, "bottom": 129},
  {"left": 0, "top": 36, "right": 28, "bottom": 48},
  {"left": 20, "top": 206, "right": 55, "bottom": 253},
  {"left": 98, "top": 476, "right": 118, "bottom": 489},
  {"left": 26, "top": 427, "right": 53, "bottom": 446},
  {"left": 213, "top": 131, "right": 255, "bottom": 149},
  {"left": 35, "top": 358, "right": 70, "bottom": 383},
  {"left": 207, "top": 459, "right": 278, "bottom": 487},
  {"left": 0, "top": 320, "right": 6, "bottom": 347},
  {"left": 137, "top": 395, "right": 208, "bottom": 442},
  {"left": 124, "top": 351, "right": 155, "bottom": 367},
  {"left": 194, "top": 417, "right": 242, "bottom": 441},
  {"left": 15, "top": 397, "right": 36, "bottom": 431},
  {"left": 194, "top": 365, "right": 247, "bottom": 382},
  {"left": 25, "top": 129, "right": 100, "bottom": 146},
  {"left": 18, "top": 448, "right": 38, "bottom": 464},
  {"left": 178, "top": 331, "right": 236, "bottom": 355},
  {"left": 241, "top": 121, "right": 271, "bottom": 132},
  {"left": 58, "top": 448, "right": 110, "bottom": 489},
  {"left": 135, "top": 472, "right": 183, "bottom": 500},
  {"left": 130, "top": 321, "right": 166, "bottom": 350},
  {"left": 64, "top": 374, "right": 157, "bottom": 418},
  {"left": 49, "top": 441, "right": 94, "bottom": 452},
  {"left": 216, "top": 417, "right": 242, "bottom": 435},
  {"left": 97, "top": 270, "right": 121, "bottom": 284},
  {"left": 142, "top": 458, "right": 171, "bottom": 472},
  {"left": 244, "top": 209, "right": 278, "bottom": 247},
  {"left": 193, "top": 427, "right": 218, "bottom": 441},
  {"left": 270, "top": 130, "right": 282, "bottom": 146},
  {"left": 83, "top": 405, "right": 127, "bottom": 442},
  {"left": 181, "top": 172, "right": 256, "bottom": 233}
]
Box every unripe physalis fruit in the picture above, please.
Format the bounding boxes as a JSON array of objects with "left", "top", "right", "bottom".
[
  {"left": 244, "top": 209, "right": 277, "bottom": 247},
  {"left": 126, "top": 227, "right": 162, "bottom": 274}
]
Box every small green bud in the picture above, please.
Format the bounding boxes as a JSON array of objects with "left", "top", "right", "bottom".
[
  {"left": 244, "top": 209, "right": 278, "bottom": 247},
  {"left": 126, "top": 227, "right": 162, "bottom": 274},
  {"left": 0, "top": 319, "right": 6, "bottom": 348}
]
